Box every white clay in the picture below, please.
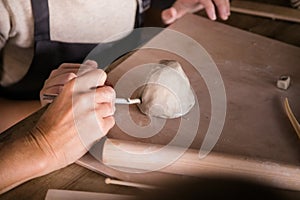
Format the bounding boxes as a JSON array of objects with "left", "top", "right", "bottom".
[{"left": 138, "top": 60, "right": 195, "bottom": 119}]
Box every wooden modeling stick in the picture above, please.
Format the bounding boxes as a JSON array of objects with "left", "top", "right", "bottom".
[
  {"left": 284, "top": 97, "right": 300, "bottom": 139},
  {"left": 105, "top": 178, "right": 157, "bottom": 189}
]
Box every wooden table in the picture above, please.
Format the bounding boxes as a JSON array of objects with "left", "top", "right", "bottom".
[{"left": 1, "top": 14, "right": 300, "bottom": 199}]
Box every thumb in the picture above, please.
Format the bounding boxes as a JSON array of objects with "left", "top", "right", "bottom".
[
  {"left": 162, "top": 1, "right": 205, "bottom": 25},
  {"left": 161, "top": 7, "right": 178, "bottom": 25}
]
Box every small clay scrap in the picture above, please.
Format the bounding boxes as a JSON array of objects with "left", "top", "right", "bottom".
[
  {"left": 137, "top": 60, "right": 195, "bottom": 119},
  {"left": 277, "top": 75, "right": 290, "bottom": 90}
]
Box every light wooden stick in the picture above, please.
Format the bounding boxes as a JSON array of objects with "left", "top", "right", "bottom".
[
  {"left": 284, "top": 97, "right": 300, "bottom": 139},
  {"left": 105, "top": 178, "right": 157, "bottom": 189}
]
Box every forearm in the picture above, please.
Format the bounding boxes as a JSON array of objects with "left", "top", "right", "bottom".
[
  {"left": 0, "top": 69, "right": 115, "bottom": 194},
  {"left": 0, "top": 129, "right": 57, "bottom": 194}
]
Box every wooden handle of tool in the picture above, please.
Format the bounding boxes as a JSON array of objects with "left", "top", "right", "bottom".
[{"left": 105, "top": 178, "right": 157, "bottom": 189}]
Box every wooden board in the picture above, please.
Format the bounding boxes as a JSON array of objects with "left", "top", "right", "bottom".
[
  {"left": 107, "top": 13, "right": 300, "bottom": 163},
  {"left": 231, "top": 0, "right": 300, "bottom": 23},
  {"left": 77, "top": 14, "right": 300, "bottom": 190},
  {"left": 1, "top": 14, "right": 300, "bottom": 199}
]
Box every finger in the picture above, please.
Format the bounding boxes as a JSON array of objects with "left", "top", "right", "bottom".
[
  {"left": 49, "top": 64, "right": 80, "bottom": 79},
  {"left": 40, "top": 84, "right": 64, "bottom": 106},
  {"left": 42, "top": 85, "right": 64, "bottom": 95},
  {"left": 73, "top": 69, "right": 107, "bottom": 94},
  {"left": 50, "top": 61, "right": 98, "bottom": 79},
  {"left": 77, "top": 60, "right": 98, "bottom": 76},
  {"left": 162, "top": 1, "right": 204, "bottom": 25},
  {"left": 40, "top": 85, "right": 63, "bottom": 106},
  {"left": 58, "top": 63, "right": 81, "bottom": 70},
  {"left": 214, "top": 0, "right": 230, "bottom": 20},
  {"left": 173, "top": 0, "right": 203, "bottom": 16},
  {"left": 161, "top": 7, "right": 178, "bottom": 25},
  {"left": 95, "top": 86, "right": 116, "bottom": 104},
  {"left": 101, "top": 116, "right": 115, "bottom": 134},
  {"left": 83, "top": 60, "right": 98, "bottom": 68},
  {"left": 225, "top": 0, "right": 230, "bottom": 16},
  {"left": 96, "top": 102, "right": 115, "bottom": 118},
  {"left": 44, "top": 73, "right": 77, "bottom": 90},
  {"left": 41, "top": 99, "right": 53, "bottom": 106},
  {"left": 93, "top": 69, "right": 107, "bottom": 87},
  {"left": 200, "top": 0, "right": 217, "bottom": 20}
]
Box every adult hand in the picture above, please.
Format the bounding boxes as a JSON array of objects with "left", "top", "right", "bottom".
[
  {"left": 35, "top": 68, "right": 116, "bottom": 169},
  {"left": 40, "top": 60, "right": 98, "bottom": 106},
  {"left": 0, "top": 69, "right": 116, "bottom": 193},
  {"left": 161, "top": 0, "right": 230, "bottom": 24}
]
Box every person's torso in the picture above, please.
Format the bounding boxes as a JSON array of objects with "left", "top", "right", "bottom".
[{"left": 0, "top": 0, "right": 137, "bottom": 88}]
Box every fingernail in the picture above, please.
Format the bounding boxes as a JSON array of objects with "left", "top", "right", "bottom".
[
  {"left": 210, "top": 11, "right": 217, "bottom": 20},
  {"left": 227, "top": 9, "right": 231, "bottom": 16},
  {"left": 162, "top": 7, "right": 177, "bottom": 24},
  {"left": 83, "top": 60, "right": 98, "bottom": 67},
  {"left": 83, "top": 59, "right": 92, "bottom": 64},
  {"left": 113, "top": 105, "right": 116, "bottom": 114}
]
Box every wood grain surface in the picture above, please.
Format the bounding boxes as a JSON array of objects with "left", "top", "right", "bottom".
[{"left": 79, "top": 13, "right": 300, "bottom": 190}]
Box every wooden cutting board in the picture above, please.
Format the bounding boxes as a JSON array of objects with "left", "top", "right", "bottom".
[{"left": 77, "top": 14, "right": 300, "bottom": 190}]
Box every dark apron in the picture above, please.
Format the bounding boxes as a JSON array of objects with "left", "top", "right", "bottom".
[{"left": 0, "top": 0, "right": 148, "bottom": 100}]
